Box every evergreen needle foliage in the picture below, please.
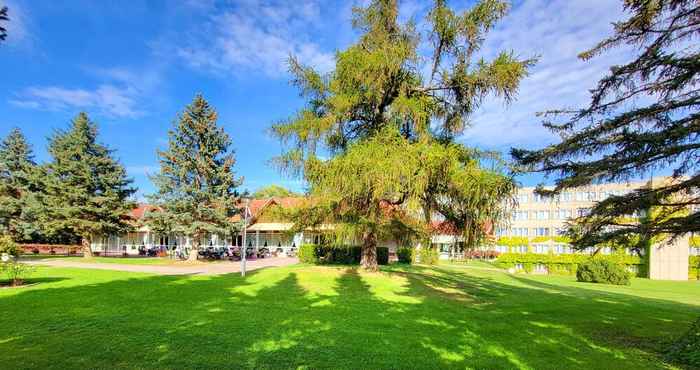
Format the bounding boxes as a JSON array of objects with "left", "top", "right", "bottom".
[
  {"left": 0, "top": 6, "right": 8, "bottom": 42},
  {"left": 512, "top": 0, "right": 700, "bottom": 248},
  {"left": 273, "top": 0, "right": 533, "bottom": 270},
  {"left": 43, "top": 113, "right": 136, "bottom": 256},
  {"left": 149, "top": 95, "right": 242, "bottom": 261}
]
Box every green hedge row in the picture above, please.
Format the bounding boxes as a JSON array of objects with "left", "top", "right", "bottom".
[
  {"left": 691, "top": 256, "right": 700, "bottom": 280},
  {"left": 298, "top": 244, "right": 389, "bottom": 265},
  {"left": 496, "top": 252, "right": 645, "bottom": 277}
]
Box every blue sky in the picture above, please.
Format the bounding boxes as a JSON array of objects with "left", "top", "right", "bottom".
[{"left": 0, "top": 0, "right": 632, "bottom": 199}]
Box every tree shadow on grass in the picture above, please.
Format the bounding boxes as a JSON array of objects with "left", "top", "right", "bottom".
[{"left": 0, "top": 264, "right": 697, "bottom": 369}]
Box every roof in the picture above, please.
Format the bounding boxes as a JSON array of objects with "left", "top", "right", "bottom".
[
  {"left": 129, "top": 204, "right": 161, "bottom": 220},
  {"left": 231, "top": 197, "right": 306, "bottom": 223}
]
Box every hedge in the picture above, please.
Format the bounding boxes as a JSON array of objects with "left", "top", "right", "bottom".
[
  {"left": 690, "top": 256, "right": 700, "bottom": 280},
  {"left": 495, "top": 252, "right": 645, "bottom": 277},
  {"left": 298, "top": 244, "right": 388, "bottom": 265}
]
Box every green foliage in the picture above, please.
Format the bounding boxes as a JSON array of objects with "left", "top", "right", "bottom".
[
  {"left": 690, "top": 256, "right": 700, "bottom": 280},
  {"left": 666, "top": 316, "right": 700, "bottom": 368},
  {"left": 512, "top": 0, "right": 700, "bottom": 247},
  {"left": 397, "top": 246, "right": 413, "bottom": 264},
  {"left": 691, "top": 236, "right": 700, "bottom": 248},
  {"left": 298, "top": 244, "right": 317, "bottom": 264},
  {"left": 576, "top": 259, "right": 631, "bottom": 285},
  {"left": 43, "top": 113, "right": 136, "bottom": 250},
  {"left": 1, "top": 260, "right": 34, "bottom": 286},
  {"left": 298, "top": 244, "right": 389, "bottom": 265},
  {"left": 419, "top": 247, "right": 439, "bottom": 265},
  {"left": 0, "top": 128, "right": 46, "bottom": 243},
  {"left": 0, "top": 234, "right": 20, "bottom": 257},
  {"left": 252, "top": 185, "right": 300, "bottom": 199},
  {"left": 496, "top": 252, "right": 644, "bottom": 277},
  {"left": 273, "top": 0, "right": 533, "bottom": 270},
  {"left": 148, "top": 95, "right": 242, "bottom": 256}
]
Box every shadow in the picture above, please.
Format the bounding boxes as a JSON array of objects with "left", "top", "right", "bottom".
[{"left": 0, "top": 263, "right": 697, "bottom": 369}]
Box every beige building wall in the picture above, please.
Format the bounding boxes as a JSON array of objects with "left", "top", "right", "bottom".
[{"left": 649, "top": 235, "right": 690, "bottom": 281}]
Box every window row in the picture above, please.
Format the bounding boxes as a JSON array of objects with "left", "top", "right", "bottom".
[{"left": 517, "top": 189, "right": 631, "bottom": 204}]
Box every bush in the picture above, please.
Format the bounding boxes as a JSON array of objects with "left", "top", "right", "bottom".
[
  {"left": 1, "top": 261, "right": 35, "bottom": 286},
  {"left": 397, "top": 247, "right": 413, "bottom": 264},
  {"left": 298, "top": 244, "right": 317, "bottom": 264},
  {"left": 0, "top": 235, "right": 20, "bottom": 257},
  {"left": 299, "top": 244, "right": 389, "bottom": 265},
  {"left": 576, "top": 259, "right": 631, "bottom": 285},
  {"left": 495, "top": 252, "right": 645, "bottom": 276},
  {"left": 666, "top": 316, "right": 700, "bottom": 368},
  {"left": 419, "top": 247, "right": 439, "bottom": 265},
  {"left": 377, "top": 247, "right": 389, "bottom": 265}
]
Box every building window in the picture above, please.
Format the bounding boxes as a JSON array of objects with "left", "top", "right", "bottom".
[
  {"left": 577, "top": 208, "right": 590, "bottom": 217},
  {"left": 537, "top": 210, "right": 549, "bottom": 220},
  {"left": 518, "top": 194, "right": 529, "bottom": 204},
  {"left": 535, "top": 228, "right": 550, "bottom": 236}
]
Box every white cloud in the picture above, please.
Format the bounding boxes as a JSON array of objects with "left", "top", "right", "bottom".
[
  {"left": 458, "top": 0, "right": 633, "bottom": 150},
  {"left": 176, "top": 0, "right": 334, "bottom": 77},
  {"left": 11, "top": 84, "right": 143, "bottom": 118}
]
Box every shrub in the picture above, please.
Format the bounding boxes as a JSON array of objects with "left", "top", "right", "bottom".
[
  {"left": 0, "top": 235, "right": 20, "bottom": 257},
  {"left": 377, "top": 247, "right": 389, "bottom": 265},
  {"left": 576, "top": 259, "right": 631, "bottom": 285},
  {"left": 299, "top": 244, "right": 389, "bottom": 265},
  {"left": 397, "top": 247, "right": 413, "bottom": 264},
  {"left": 298, "top": 244, "right": 317, "bottom": 264},
  {"left": 666, "top": 316, "right": 700, "bottom": 368},
  {"left": 419, "top": 247, "right": 439, "bottom": 265},
  {"left": 1, "top": 261, "right": 35, "bottom": 286}
]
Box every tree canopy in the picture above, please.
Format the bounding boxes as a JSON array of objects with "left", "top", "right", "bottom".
[
  {"left": 511, "top": 0, "right": 699, "bottom": 249},
  {"left": 149, "top": 95, "right": 242, "bottom": 261},
  {"left": 252, "top": 184, "right": 300, "bottom": 199},
  {"left": 0, "top": 128, "right": 44, "bottom": 242},
  {"left": 273, "top": 0, "right": 533, "bottom": 269},
  {"left": 0, "top": 6, "right": 8, "bottom": 42},
  {"left": 44, "top": 113, "right": 136, "bottom": 256}
]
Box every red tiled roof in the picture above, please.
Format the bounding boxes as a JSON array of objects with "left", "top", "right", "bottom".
[
  {"left": 129, "top": 204, "right": 161, "bottom": 220},
  {"left": 231, "top": 197, "right": 306, "bottom": 222}
]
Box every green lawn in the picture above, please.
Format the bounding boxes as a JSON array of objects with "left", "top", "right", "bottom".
[{"left": 1, "top": 264, "right": 698, "bottom": 369}]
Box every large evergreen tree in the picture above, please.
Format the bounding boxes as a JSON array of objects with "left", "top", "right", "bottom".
[
  {"left": 149, "top": 95, "right": 242, "bottom": 262},
  {"left": 273, "top": 0, "right": 533, "bottom": 270},
  {"left": 44, "top": 113, "right": 136, "bottom": 257},
  {"left": 512, "top": 0, "right": 699, "bottom": 248},
  {"left": 0, "top": 128, "right": 44, "bottom": 242}
]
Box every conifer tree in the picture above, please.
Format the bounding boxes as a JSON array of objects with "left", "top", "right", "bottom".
[
  {"left": 0, "top": 128, "right": 44, "bottom": 242},
  {"left": 44, "top": 113, "right": 136, "bottom": 257},
  {"left": 512, "top": 0, "right": 699, "bottom": 248},
  {"left": 273, "top": 0, "right": 533, "bottom": 270},
  {"left": 149, "top": 95, "right": 242, "bottom": 262}
]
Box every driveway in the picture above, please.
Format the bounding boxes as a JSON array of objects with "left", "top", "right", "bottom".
[{"left": 26, "top": 257, "right": 299, "bottom": 276}]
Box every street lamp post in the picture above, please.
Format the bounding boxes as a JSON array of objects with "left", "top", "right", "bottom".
[{"left": 241, "top": 199, "right": 250, "bottom": 277}]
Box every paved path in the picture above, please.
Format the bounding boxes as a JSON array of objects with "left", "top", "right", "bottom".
[{"left": 26, "top": 257, "right": 299, "bottom": 276}]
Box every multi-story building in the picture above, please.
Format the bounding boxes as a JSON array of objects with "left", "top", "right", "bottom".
[{"left": 496, "top": 180, "right": 648, "bottom": 242}]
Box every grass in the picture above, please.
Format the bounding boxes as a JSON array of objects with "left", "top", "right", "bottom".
[{"left": 1, "top": 263, "right": 699, "bottom": 369}]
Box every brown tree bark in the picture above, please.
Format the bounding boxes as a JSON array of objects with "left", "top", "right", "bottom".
[
  {"left": 360, "top": 231, "right": 378, "bottom": 272},
  {"left": 188, "top": 236, "right": 199, "bottom": 262},
  {"left": 81, "top": 236, "right": 93, "bottom": 258}
]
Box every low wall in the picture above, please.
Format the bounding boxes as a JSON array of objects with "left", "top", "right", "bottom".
[{"left": 20, "top": 244, "right": 82, "bottom": 255}]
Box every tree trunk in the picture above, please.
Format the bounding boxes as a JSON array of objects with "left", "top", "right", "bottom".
[
  {"left": 188, "top": 238, "right": 199, "bottom": 262},
  {"left": 82, "top": 237, "right": 93, "bottom": 258},
  {"left": 360, "top": 232, "right": 378, "bottom": 272}
]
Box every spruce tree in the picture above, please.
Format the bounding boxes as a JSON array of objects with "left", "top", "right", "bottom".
[
  {"left": 0, "top": 128, "right": 44, "bottom": 242},
  {"left": 273, "top": 0, "right": 532, "bottom": 270},
  {"left": 45, "top": 113, "right": 136, "bottom": 257},
  {"left": 149, "top": 95, "right": 242, "bottom": 262},
  {"left": 511, "top": 0, "right": 699, "bottom": 248}
]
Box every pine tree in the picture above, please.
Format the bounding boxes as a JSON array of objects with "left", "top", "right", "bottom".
[
  {"left": 511, "top": 0, "right": 699, "bottom": 248},
  {"left": 0, "top": 128, "right": 44, "bottom": 242},
  {"left": 149, "top": 95, "right": 242, "bottom": 262},
  {"left": 44, "top": 113, "right": 136, "bottom": 257},
  {"left": 273, "top": 0, "right": 532, "bottom": 270}
]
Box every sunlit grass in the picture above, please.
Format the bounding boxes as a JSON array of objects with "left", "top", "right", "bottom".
[{"left": 0, "top": 263, "right": 698, "bottom": 369}]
